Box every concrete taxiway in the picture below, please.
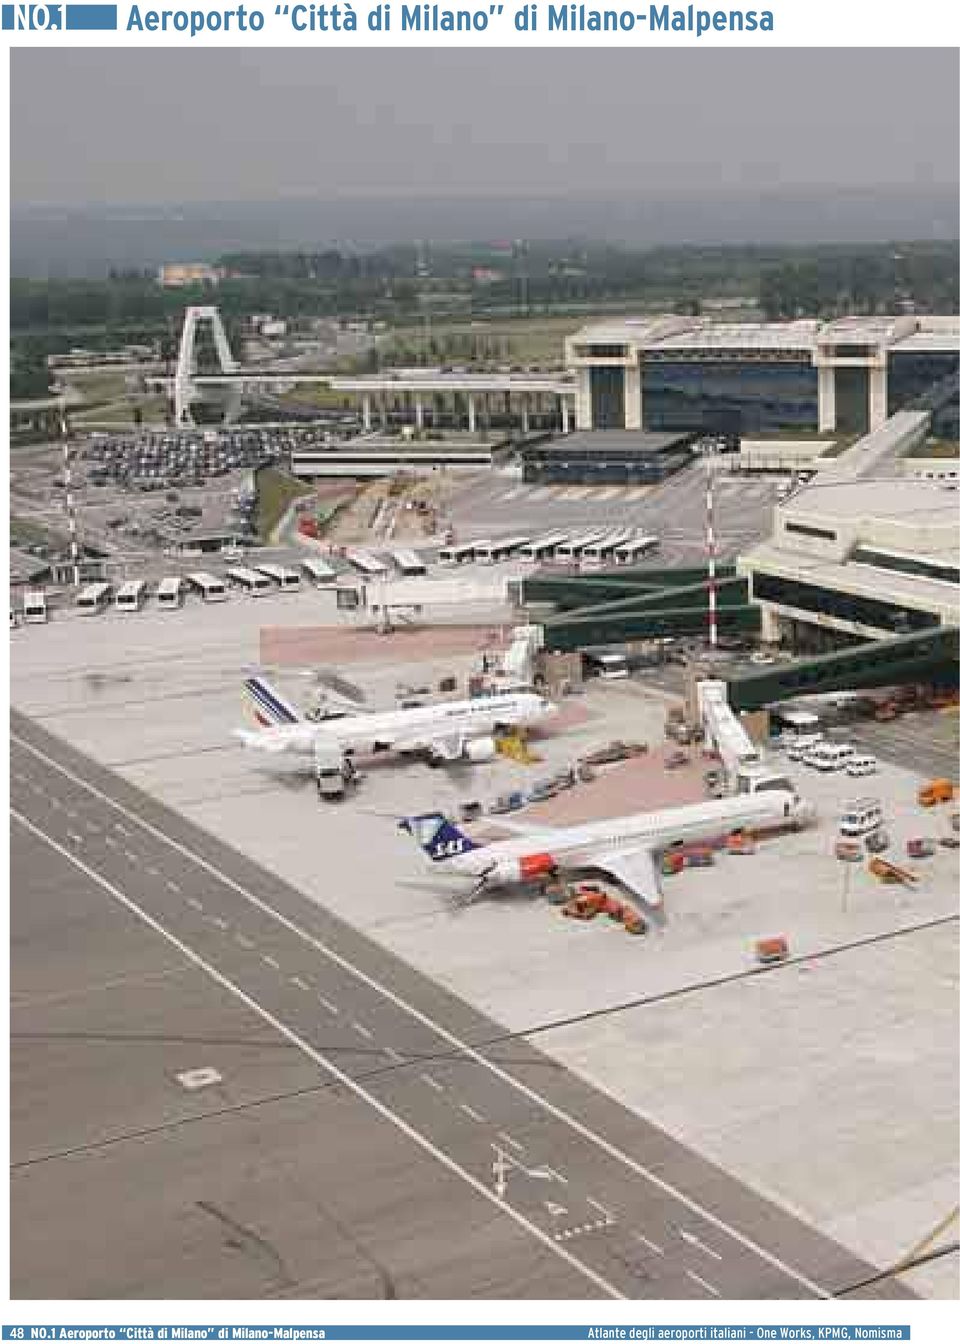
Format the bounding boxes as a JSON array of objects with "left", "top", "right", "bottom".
[{"left": 10, "top": 712, "right": 910, "bottom": 1301}]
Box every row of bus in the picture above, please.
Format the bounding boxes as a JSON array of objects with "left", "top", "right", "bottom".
[
  {"left": 71, "top": 558, "right": 343, "bottom": 615},
  {"left": 437, "top": 529, "right": 661, "bottom": 568},
  {"left": 343, "top": 548, "right": 428, "bottom": 580},
  {"left": 22, "top": 548, "right": 434, "bottom": 624}
]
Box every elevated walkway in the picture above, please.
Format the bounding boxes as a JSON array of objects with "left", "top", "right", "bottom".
[{"left": 727, "top": 626, "right": 959, "bottom": 711}]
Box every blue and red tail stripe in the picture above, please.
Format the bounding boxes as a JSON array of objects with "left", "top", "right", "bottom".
[{"left": 243, "top": 676, "right": 300, "bottom": 728}]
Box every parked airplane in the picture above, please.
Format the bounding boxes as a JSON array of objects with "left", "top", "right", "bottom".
[
  {"left": 400, "top": 789, "right": 812, "bottom": 905},
  {"left": 235, "top": 675, "right": 556, "bottom": 766}
]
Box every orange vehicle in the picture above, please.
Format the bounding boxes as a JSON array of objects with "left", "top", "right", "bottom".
[{"left": 918, "top": 779, "right": 955, "bottom": 808}]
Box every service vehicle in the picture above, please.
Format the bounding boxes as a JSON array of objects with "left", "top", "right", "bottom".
[{"left": 839, "top": 798, "right": 884, "bottom": 838}]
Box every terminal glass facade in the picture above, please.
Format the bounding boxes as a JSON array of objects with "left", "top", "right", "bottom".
[
  {"left": 640, "top": 360, "right": 818, "bottom": 434},
  {"left": 589, "top": 367, "right": 625, "bottom": 429},
  {"left": 888, "top": 351, "right": 960, "bottom": 437}
]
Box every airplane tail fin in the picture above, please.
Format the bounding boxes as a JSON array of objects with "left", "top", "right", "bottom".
[
  {"left": 243, "top": 676, "right": 301, "bottom": 728},
  {"left": 398, "top": 812, "right": 481, "bottom": 862}
]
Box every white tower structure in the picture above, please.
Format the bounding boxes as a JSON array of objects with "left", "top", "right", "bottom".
[{"left": 174, "top": 305, "right": 239, "bottom": 427}]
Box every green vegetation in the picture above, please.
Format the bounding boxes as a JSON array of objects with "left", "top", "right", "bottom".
[{"left": 254, "top": 467, "right": 313, "bottom": 542}]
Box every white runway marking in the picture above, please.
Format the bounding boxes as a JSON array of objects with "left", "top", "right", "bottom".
[
  {"left": 290, "top": 975, "right": 310, "bottom": 991},
  {"left": 458, "top": 1102, "right": 486, "bottom": 1123},
  {"left": 165, "top": 880, "right": 181, "bottom": 893},
  {"left": 497, "top": 1131, "right": 525, "bottom": 1153},
  {"left": 67, "top": 832, "right": 84, "bottom": 846},
  {"left": 210, "top": 916, "right": 229, "bottom": 931},
  {"left": 318, "top": 996, "right": 339, "bottom": 1015},
  {"left": 262, "top": 954, "right": 280, "bottom": 970},
  {"left": 632, "top": 1232, "right": 663, "bottom": 1256},
  {"left": 352, "top": 1021, "right": 374, "bottom": 1040},
  {"left": 11, "top": 732, "right": 832, "bottom": 1301},
  {"left": 685, "top": 1268, "right": 721, "bottom": 1297},
  {"left": 419, "top": 1072, "right": 445, "bottom": 1093},
  {"left": 384, "top": 1045, "right": 404, "bottom": 1064},
  {"left": 103, "top": 835, "right": 118, "bottom": 849},
  {"left": 123, "top": 849, "right": 139, "bottom": 863},
  {"left": 186, "top": 896, "right": 204, "bottom": 912},
  {"left": 10, "top": 806, "right": 628, "bottom": 1302},
  {"left": 680, "top": 1226, "right": 723, "bottom": 1260},
  {"left": 235, "top": 933, "right": 255, "bottom": 950}
]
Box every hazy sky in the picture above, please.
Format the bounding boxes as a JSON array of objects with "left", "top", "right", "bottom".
[{"left": 11, "top": 48, "right": 959, "bottom": 208}]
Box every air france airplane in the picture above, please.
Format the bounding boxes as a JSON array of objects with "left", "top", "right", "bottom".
[
  {"left": 235, "top": 675, "right": 556, "bottom": 766},
  {"left": 400, "top": 789, "right": 812, "bottom": 905}
]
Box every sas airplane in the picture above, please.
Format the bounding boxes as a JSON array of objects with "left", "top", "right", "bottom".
[
  {"left": 235, "top": 675, "right": 556, "bottom": 766},
  {"left": 400, "top": 789, "right": 812, "bottom": 906}
]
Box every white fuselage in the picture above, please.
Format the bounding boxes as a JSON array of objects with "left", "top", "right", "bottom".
[
  {"left": 450, "top": 790, "right": 805, "bottom": 883},
  {"left": 251, "top": 691, "right": 553, "bottom": 757}
]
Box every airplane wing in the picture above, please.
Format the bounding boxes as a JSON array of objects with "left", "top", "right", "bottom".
[{"left": 589, "top": 846, "right": 662, "bottom": 908}]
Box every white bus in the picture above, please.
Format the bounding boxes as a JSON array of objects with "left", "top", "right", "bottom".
[
  {"left": 390, "top": 549, "right": 428, "bottom": 578},
  {"left": 116, "top": 579, "right": 149, "bottom": 612},
  {"left": 300, "top": 557, "right": 338, "bottom": 586},
  {"left": 473, "top": 536, "right": 531, "bottom": 564},
  {"left": 581, "top": 529, "right": 635, "bottom": 567},
  {"left": 76, "top": 582, "right": 113, "bottom": 615},
  {"left": 554, "top": 531, "right": 608, "bottom": 564},
  {"left": 437, "top": 541, "right": 481, "bottom": 566},
  {"left": 255, "top": 563, "right": 302, "bottom": 592},
  {"left": 188, "top": 571, "right": 229, "bottom": 603},
  {"left": 22, "top": 588, "right": 48, "bottom": 624},
  {"left": 226, "top": 566, "right": 272, "bottom": 596},
  {"left": 614, "top": 534, "right": 661, "bottom": 565},
  {"left": 347, "top": 549, "right": 390, "bottom": 579},
  {"left": 518, "top": 533, "right": 569, "bottom": 563},
  {"left": 156, "top": 576, "right": 185, "bottom": 610}
]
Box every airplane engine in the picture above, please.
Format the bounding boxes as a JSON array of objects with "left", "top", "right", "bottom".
[
  {"left": 464, "top": 736, "right": 497, "bottom": 764},
  {"left": 495, "top": 852, "right": 558, "bottom": 884}
]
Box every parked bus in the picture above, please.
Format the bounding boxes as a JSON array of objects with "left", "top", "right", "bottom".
[
  {"left": 437, "top": 541, "right": 481, "bottom": 566},
  {"left": 188, "top": 571, "right": 229, "bottom": 603},
  {"left": 76, "top": 582, "right": 113, "bottom": 615},
  {"left": 518, "top": 533, "right": 569, "bottom": 563},
  {"left": 116, "top": 579, "right": 149, "bottom": 612},
  {"left": 22, "top": 588, "right": 48, "bottom": 624},
  {"left": 390, "top": 548, "right": 428, "bottom": 578},
  {"left": 226, "top": 566, "right": 272, "bottom": 596},
  {"left": 554, "top": 531, "right": 608, "bottom": 564},
  {"left": 581, "top": 529, "right": 635, "bottom": 567},
  {"left": 473, "top": 536, "right": 531, "bottom": 564},
  {"left": 300, "top": 557, "right": 338, "bottom": 586},
  {"left": 614, "top": 534, "right": 661, "bottom": 565},
  {"left": 255, "top": 563, "right": 302, "bottom": 591},
  {"left": 156, "top": 576, "right": 185, "bottom": 610},
  {"left": 347, "top": 549, "right": 390, "bottom": 579}
]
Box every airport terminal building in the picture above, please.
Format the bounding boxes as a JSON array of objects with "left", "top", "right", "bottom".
[
  {"left": 738, "top": 477, "right": 959, "bottom": 649},
  {"left": 565, "top": 314, "right": 959, "bottom": 438},
  {"left": 328, "top": 314, "right": 957, "bottom": 444}
]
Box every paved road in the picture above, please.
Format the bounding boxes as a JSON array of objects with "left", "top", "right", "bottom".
[
  {"left": 444, "top": 464, "right": 781, "bottom": 565},
  {"left": 10, "top": 711, "right": 911, "bottom": 1300}
]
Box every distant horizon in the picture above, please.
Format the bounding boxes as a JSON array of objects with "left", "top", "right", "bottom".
[{"left": 12, "top": 186, "right": 960, "bottom": 280}]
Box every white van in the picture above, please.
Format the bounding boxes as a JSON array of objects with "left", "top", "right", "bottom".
[
  {"left": 787, "top": 733, "right": 823, "bottom": 761},
  {"left": 846, "top": 754, "right": 878, "bottom": 777},
  {"left": 807, "top": 743, "right": 855, "bottom": 772},
  {"left": 839, "top": 798, "right": 884, "bottom": 838}
]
